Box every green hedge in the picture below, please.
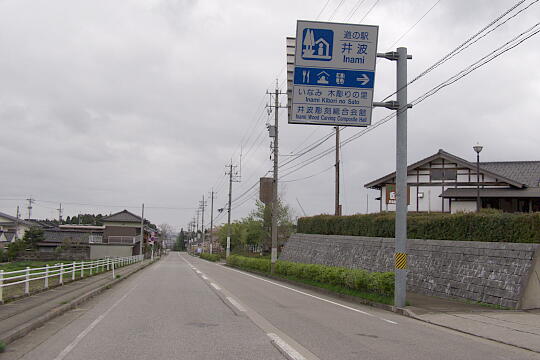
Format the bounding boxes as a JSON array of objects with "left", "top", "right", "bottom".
[
  {"left": 227, "top": 254, "right": 271, "bottom": 273},
  {"left": 199, "top": 253, "right": 221, "bottom": 262},
  {"left": 227, "top": 255, "right": 394, "bottom": 297},
  {"left": 297, "top": 211, "right": 540, "bottom": 243}
]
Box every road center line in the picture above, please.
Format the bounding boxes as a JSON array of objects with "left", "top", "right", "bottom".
[
  {"left": 268, "top": 332, "right": 307, "bottom": 360},
  {"left": 53, "top": 285, "right": 139, "bottom": 360},
  {"left": 211, "top": 282, "right": 221, "bottom": 290},
  {"left": 227, "top": 296, "right": 247, "bottom": 312},
  {"left": 223, "top": 265, "right": 398, "bottom": 325},
  {"left": 202, "top": 275, "right": 209, "bottom": 280}
]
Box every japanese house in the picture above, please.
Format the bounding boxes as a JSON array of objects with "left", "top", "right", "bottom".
[{"left": 365, "top": 149, "right": 540, "bottom": 213}]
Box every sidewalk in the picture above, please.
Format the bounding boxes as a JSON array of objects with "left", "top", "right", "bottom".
[
  {"left": 0, "top": 258, "right": 155, "bottom": 345},
  {"left": 405, "top": 292, "right": 540, "bottom": 353}
]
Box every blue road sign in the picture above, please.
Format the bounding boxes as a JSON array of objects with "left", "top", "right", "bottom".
[
  {"left": 291, "top": 20, "right": 379, "bottom": 127},
  {"left": 293, "top": 67, "right": 374, "bottom": 88}
]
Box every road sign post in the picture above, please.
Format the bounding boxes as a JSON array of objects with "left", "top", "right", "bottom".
[
  {"left": 374, "top": 48, "right": 412, "bottom": 308},
  {"left": 395, "top": 47, "right": 409, "bottom": 308},
  {"left": 291, "top": 21, "right": 379, "bottom": 127}
]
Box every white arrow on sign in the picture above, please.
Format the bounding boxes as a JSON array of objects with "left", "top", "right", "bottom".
[{"left": 356, "top": 74, "right": 369, "bottom": 85}]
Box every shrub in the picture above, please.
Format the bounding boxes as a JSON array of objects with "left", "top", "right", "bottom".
[
  {"left": 200, "top": 253, "right": 220, "bottom": 262},
  {"left": 227, "top": 255, "right": 394, "bottom": 297},
  {"left": 227, "top": 255, "right": 271, "bottom": 273},
  {"left": 297, "top": 211, "right": 540, "bottom": 243}
]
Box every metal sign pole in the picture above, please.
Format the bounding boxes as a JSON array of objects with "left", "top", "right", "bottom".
[
  {"left": 394, "top": 47, "right": 409, "bottom": 308},
  {"left": 374, "top": 48, "right": 412, "bottom": 308}
]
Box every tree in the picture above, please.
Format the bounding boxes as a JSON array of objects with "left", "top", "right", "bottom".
[
  {"left": 175, "top": 229, "right": 186, "bottom": 251},
  {"left": 218, "top": 222, "right": 246, "bottom": 251},
  {"left": 249, "top": 200, "right": 295, "bottom": 251},
  {"left": 7, "top": 239, "right": 27, "bottom": 261},
  {"left": 22, "top": 227, "right": 45, "bottom": 249}
]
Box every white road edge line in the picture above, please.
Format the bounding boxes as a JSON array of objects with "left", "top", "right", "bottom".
[
  {"left": 211, "top": 282, "right": 221, "bottom": 290},
  {"left": 268, "top": 333, "right": 306, "bottom": 360},
  {"left": 195, "top": 270, "right": 202, "bottom": 274},
  {"left": 202, "top": 275, "right": 209, "bottom": 280},
  {"left": 53, "top": 285, "right": 139, "bottom": 360},
  {"left": 224, "top": 266, "right": 398, "bottom": 325},
  {"left": 226, "top": 296, "right": 247, "bottom": 312}
]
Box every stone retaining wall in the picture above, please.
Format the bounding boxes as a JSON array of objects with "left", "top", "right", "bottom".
[
  {"left": 280, "top": 234, "right": 540, "bottom": 309},
  {"left": 16, "top": 248, "right": 89, "bottom": 261}
]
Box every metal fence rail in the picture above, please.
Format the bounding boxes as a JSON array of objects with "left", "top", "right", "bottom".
[{"left": 0, "top": 255, "right": 144, "bottom": 303}]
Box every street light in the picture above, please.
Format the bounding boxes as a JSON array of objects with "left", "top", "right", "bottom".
[{"left": 473, "top": 144, "right": 483, "bottom": 212}]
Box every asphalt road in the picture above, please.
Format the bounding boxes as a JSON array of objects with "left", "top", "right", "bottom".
[
  {"left": 181, "top": 253, "right": 539, "bottom": 360},
  {"left": 3, "top": 252, "right": 538, "bottom": 360},
  {"left": 3, "top": 254, "right": 284, "bottom": 360}
]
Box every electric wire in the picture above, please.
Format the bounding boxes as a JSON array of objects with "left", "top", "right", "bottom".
[
  {"left": 278, "top": 22, "right": 540, "bottom": 179},
  {"left": 385, "top": 0, "right": 443, "bottom": 50}
]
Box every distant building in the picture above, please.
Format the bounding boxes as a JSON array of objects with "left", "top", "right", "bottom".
[
  {"left": 0, "top": 209, "right": 157, "bottom": 258},
  {"left": 365, "top": 149, "right": 540, "bottom": 213},
  {"left": 0, "top": 211, "right": 33, "bottom": 242},
  {"left": 102, "top": 209, "right": 155, "bottom": 255}
]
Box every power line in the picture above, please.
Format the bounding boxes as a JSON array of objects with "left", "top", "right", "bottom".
[
  {"left": 381, "top": 0, "right": 530, "bottom": 102},
  {"left": 328, "top": 0, "right": 347, "bottom": 20},
  {"left": 281, "top": 165, "right": 334, "bottom": 183},
  {"left": 385, "top": 0, "right": 443, "bottom": 50},
  {"left": 358, "top": 0, "right": 381, "bottom": 23},
  {"left": 316, "top": 0, "right": 333, "bottom": 19},
  {"left": 275, "top": 0, "right": 536, "bottom": 178},
  {"left": 345, "top": 0, "right": 368, "bottom": 22},
  {"left": 279, "top": 22, "right": 540, "bottom": 180}
]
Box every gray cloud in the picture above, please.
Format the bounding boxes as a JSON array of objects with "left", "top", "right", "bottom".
[{"left": 0, "top": 0, "right": 539, "bottom": 229}]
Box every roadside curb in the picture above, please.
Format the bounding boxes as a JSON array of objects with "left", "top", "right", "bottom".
[
  {"left": 223, "top": 265, "right": 538, "bottom": 354},
  {"left": 399, "top": 309, "right": 540, "bottom": 354},
  {"left": 0, "top": 258, "right": 160, "bottom": 346}
]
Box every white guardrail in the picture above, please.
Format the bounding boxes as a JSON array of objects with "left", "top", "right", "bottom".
[{"left": 0, "top": 254, "right": 144, "bottom": 303}]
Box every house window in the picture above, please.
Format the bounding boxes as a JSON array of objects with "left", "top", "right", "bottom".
[{"left": 430, "top": 168, "right": 457, "bottom": 181}]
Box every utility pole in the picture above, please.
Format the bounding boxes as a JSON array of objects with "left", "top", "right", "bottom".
[
  {"left": 15, "top": 206, "right": 20, "bottom": 240},
  {"left": 140, "top": 203, "right": 145, "bottom": 257},
  {"left": 209, "top": 189, "right": 215, "bottom": 254},
  {"left": 57, "top": 203, "right": 63, "bottom": 223},
  {"left": 26, "top": 197, "right": 35, "bottom": 219},
  {"left": 335, "top": 127, "right": 341, "bottom": 216},
  {"left": 226, "top": 163, "right": 233, "bottom": 258},
  {"left": 225, "top": 161, "right": 241, "bottom": 258},
  {"left": 199, "top": 195, "right": 207, "bottom": 252},
  {"left": 196, "top": 208, "right": 200, "bottom": 237},
  {"left": 374, "top": 47, "right": 412, "bottom": 308},
  {"left": 267, "top": 82, "right": 286, "bottom": 273}
]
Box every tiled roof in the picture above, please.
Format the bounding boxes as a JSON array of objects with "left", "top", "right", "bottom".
[
  {"left": 102, "top": 210, "right": 142, "bottom": 223},
  {"left": 365, "top": 149, "right": 525, "bottom": 189},
  {"left": 480, "top": 161, "right": 540, "bottom": 188},
  {"left": 441, "top": 187, "right": 540, "bottom": 198},
  {"left": 0, "top": 212, "right": 34, "bottom": 227}
]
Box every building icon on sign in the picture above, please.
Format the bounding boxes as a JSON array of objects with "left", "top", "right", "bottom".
[
  {"left": 316, "top": 71, "right": 330, "bottom": 84},
  {"left": 302, "top": 28, "right": 333, "bottom": 61}
]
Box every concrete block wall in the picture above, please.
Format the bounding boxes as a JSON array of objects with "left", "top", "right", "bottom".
[{"left": 280, "top": 234, "right": 540, "bottom": 309}]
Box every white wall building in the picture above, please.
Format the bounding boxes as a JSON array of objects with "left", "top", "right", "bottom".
[{"left": 365, "top": 149, "right": 540, "bottom": 214}]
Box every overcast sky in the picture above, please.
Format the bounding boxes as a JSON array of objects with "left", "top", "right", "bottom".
[{"left": 1, "top": 0, "right": 539, "bottom": 231}]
